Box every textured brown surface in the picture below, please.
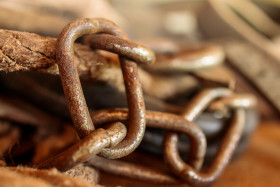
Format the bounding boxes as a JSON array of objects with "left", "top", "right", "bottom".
[
  {"left": 0, "top": 167, "right": 101, "bottom": 187},
  {"left": 65, "top": 164, "right": 99, "bottom": 184},
  {"left": 0, "top": 29, "right": 103, "bottom": 76}
]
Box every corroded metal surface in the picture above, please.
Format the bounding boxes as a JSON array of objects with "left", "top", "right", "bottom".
[
  {"left": 91, "top": 108, "right": 207, "bottom": 169},
  {"left": 84, "top": 34, "right": 155, "bottom": 65},
  {"left": 147, "top": 45, "right": 224, "bottom": 73},
  {"left": 163, "top": 88, "right": 247, "bottom": 186},
  {"left": 56, "top": 18, "right": 127, "bottom": 138},
  {"left": 88, "top": 88, "right": 255, "bottom": 186},
  {"left": 56, "top": 18, "right": 155, "bottom": 159}
]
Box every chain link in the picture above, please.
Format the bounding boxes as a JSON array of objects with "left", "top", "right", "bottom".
[{"left": 55, "top": 18, "right": 155, "bottom": 159}]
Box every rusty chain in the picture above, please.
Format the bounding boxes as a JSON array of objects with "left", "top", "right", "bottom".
[
  {"left": 55, "top": 18, "right": 155, "bottom": 159},
  {"left": 0, "top": 18, "right": 258, "bottom": 187},
  {"left": 88, "top": 88, "right": 255, "bottom": 186},
  {"left": 37, "top": 86, "right": 254, "bottom": 185}
]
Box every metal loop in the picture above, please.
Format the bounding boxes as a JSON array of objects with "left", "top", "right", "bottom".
[
  {"left": 181, "top": 88, "right": 233, "bottom": 121},
  {"left": 83, "top": 32, "right": 155, "bottom": 159},
  {"left": 161, "top": 88, "right": 232, "bottom": 170},
  {"left": 84, "top": 34, "right": 155, "bottom": 65},
  {"left": 209, "top": 94, "right": 257, "bottom": 112},
  {"left": 37, "top": 122, "right": 127, "bottom": 171},
  {"left": 164, "top": 109, "right": 245, "bottom": 186},
  {"left": 147, "top": 45, "right": 225, "bottom": 73},
  {"left": 56, "top": 18, "right": 154, "bottom": 158},
  {"left": 90, "top": 108, "right": 207, "bottom": 173},
  {"left": 163, "top": 88, "right": 246, "bottom": 186}
]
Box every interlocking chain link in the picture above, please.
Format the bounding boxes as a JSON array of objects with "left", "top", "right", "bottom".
[
  {"left": 88, "top": 88, "right": 255, "bottom": 186},
  {"left": 33, "top": 18, "right": 257, "bottom": 186},
  {"left": 55, "top": 18, "right": 155, "bottom": 159}
]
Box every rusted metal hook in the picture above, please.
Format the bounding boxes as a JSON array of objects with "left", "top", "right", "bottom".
[{"left": 56, "top": 18, "right": 155, "bottom": 159}]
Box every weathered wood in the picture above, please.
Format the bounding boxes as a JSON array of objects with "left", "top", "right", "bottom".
[{"left": 0, "top": 29, "right": 104, "bottom": 77}]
